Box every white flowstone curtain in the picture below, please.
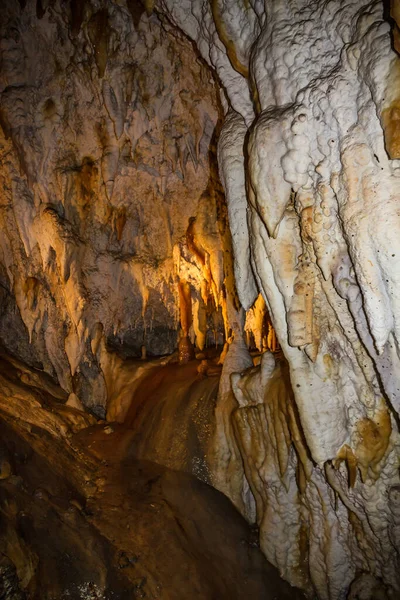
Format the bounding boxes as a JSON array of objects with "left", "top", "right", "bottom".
[{"left": 157, "top": 1, "right": 400, "bottom": 598}]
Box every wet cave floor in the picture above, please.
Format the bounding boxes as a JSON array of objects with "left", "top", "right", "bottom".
[{"left": 0, "top": 353, "right": 305, "bottom": 599}]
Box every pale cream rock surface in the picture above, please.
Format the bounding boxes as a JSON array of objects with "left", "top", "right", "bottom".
[
  {"left": 0, "top": 0, "right": 226, "bottom": 413},
  {"left": 157, "top": 0, "right": 400, "bottom": 598}
]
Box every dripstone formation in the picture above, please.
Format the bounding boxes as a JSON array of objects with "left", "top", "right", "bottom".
[{"left": 1, "top": 1, "right": 400, "bottom": 599}]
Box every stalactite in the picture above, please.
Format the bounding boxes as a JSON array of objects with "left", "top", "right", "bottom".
[
  {"left": 87, "top": 9, "right": 110, "bottom": 79},
  {"left": 178, "top": 279, "right": 192, "bottom": 338}
]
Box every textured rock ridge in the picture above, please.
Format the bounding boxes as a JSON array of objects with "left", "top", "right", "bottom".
[
  {"left": 0, "top": 0, "right": 231, "bottom": 413},
  {"left": 155, "top": 1, "right": 400, "bottom": 598}
]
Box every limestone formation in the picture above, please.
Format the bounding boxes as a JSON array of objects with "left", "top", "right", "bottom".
[
  {"left": 155, "top": 0, "right": 400, "bottom": 598},
  {"left": 0, "top": 0, "right": 224, "bottom": 414},
  {"left": 1, "top": 1, "right": 400, "bottom": 599}
]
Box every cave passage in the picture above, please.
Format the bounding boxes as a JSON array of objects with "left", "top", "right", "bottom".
[
  {"left": 2, "top": 1, "right": 400, "bottom": 599},
  {"left": 0, "top": 352, "right": 304, "bottom": 599}
]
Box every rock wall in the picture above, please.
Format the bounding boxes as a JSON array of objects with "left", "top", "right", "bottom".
[
  {"left": 0, "top": 0, "right": 227, "bottom": 413},
  {"left": 3, "top": 1, "right": 400, "bottom": 598},
  {"left": 155, "top": 1, "right": 400, "bottom": 598}
]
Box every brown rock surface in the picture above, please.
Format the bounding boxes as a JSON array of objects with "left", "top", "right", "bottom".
[
  {"left": 0, "top": 0, "right": 225, "bottom": 411},
  {"left": 0, "top": 356, "right": 305, "bottom": 599}
]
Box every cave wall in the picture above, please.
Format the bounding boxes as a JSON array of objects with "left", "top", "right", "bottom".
[
  {"left": 155, "top": 1, "right": 400, "bottom": 598},
  {"left": 2, "top": 1, "right": 400, "bottom": 598},
  {"left": 0, "top": 0, "right": 226, "bottom": 413}
]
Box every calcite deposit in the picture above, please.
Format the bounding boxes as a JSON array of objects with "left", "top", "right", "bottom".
[
  {"left": 2, "top": 0, "right": 400, "bottom": 599},
  {"left": 0, "top": 0, "right": 227, "bottom": 415},
  {"left": 155, "top": 0, "right": 400, "bottom": 598}
]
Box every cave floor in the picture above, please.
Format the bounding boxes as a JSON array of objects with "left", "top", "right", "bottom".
[{"left": 0, "top": 353, "right": 305, "bottom": 599}]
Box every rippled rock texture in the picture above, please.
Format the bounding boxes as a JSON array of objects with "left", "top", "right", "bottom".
[
  {"left": 155, "top": 1, "right": 400, "bottom": 598},
  {"left": 0, "top": 0, "right": 227, "bottom": 414}
]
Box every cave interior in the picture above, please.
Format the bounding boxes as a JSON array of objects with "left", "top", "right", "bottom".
[{"left": 1, "top": 1, "right": 400, "bottom": 599}]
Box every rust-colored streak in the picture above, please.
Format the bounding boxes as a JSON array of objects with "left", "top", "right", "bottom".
[
  {"left": 354, "top": 399, "right": 392, "bottom": 482},
  {"left": 210, "top": 0, "right": 249, "bottom": 78},
  {"left": 391, "top": 0, "right": 400, "bottom": 54},
  {"left": 70, "top": 0, "right": 86, "bottom": 36},
  {"left": 335, "top": 444, "right": 358, "bottom": 488},
  {"left": 186, "top": 218, "right": 206, "bottom": 266},
  {"left": 178, "top": 279, "right": 192, "bottom": 336},
  {"left": 87, "top": 9, "right": 109, "bottom": 79},
  {"left": 382, "top": 102, "right": 400, "bottom": 159}
]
